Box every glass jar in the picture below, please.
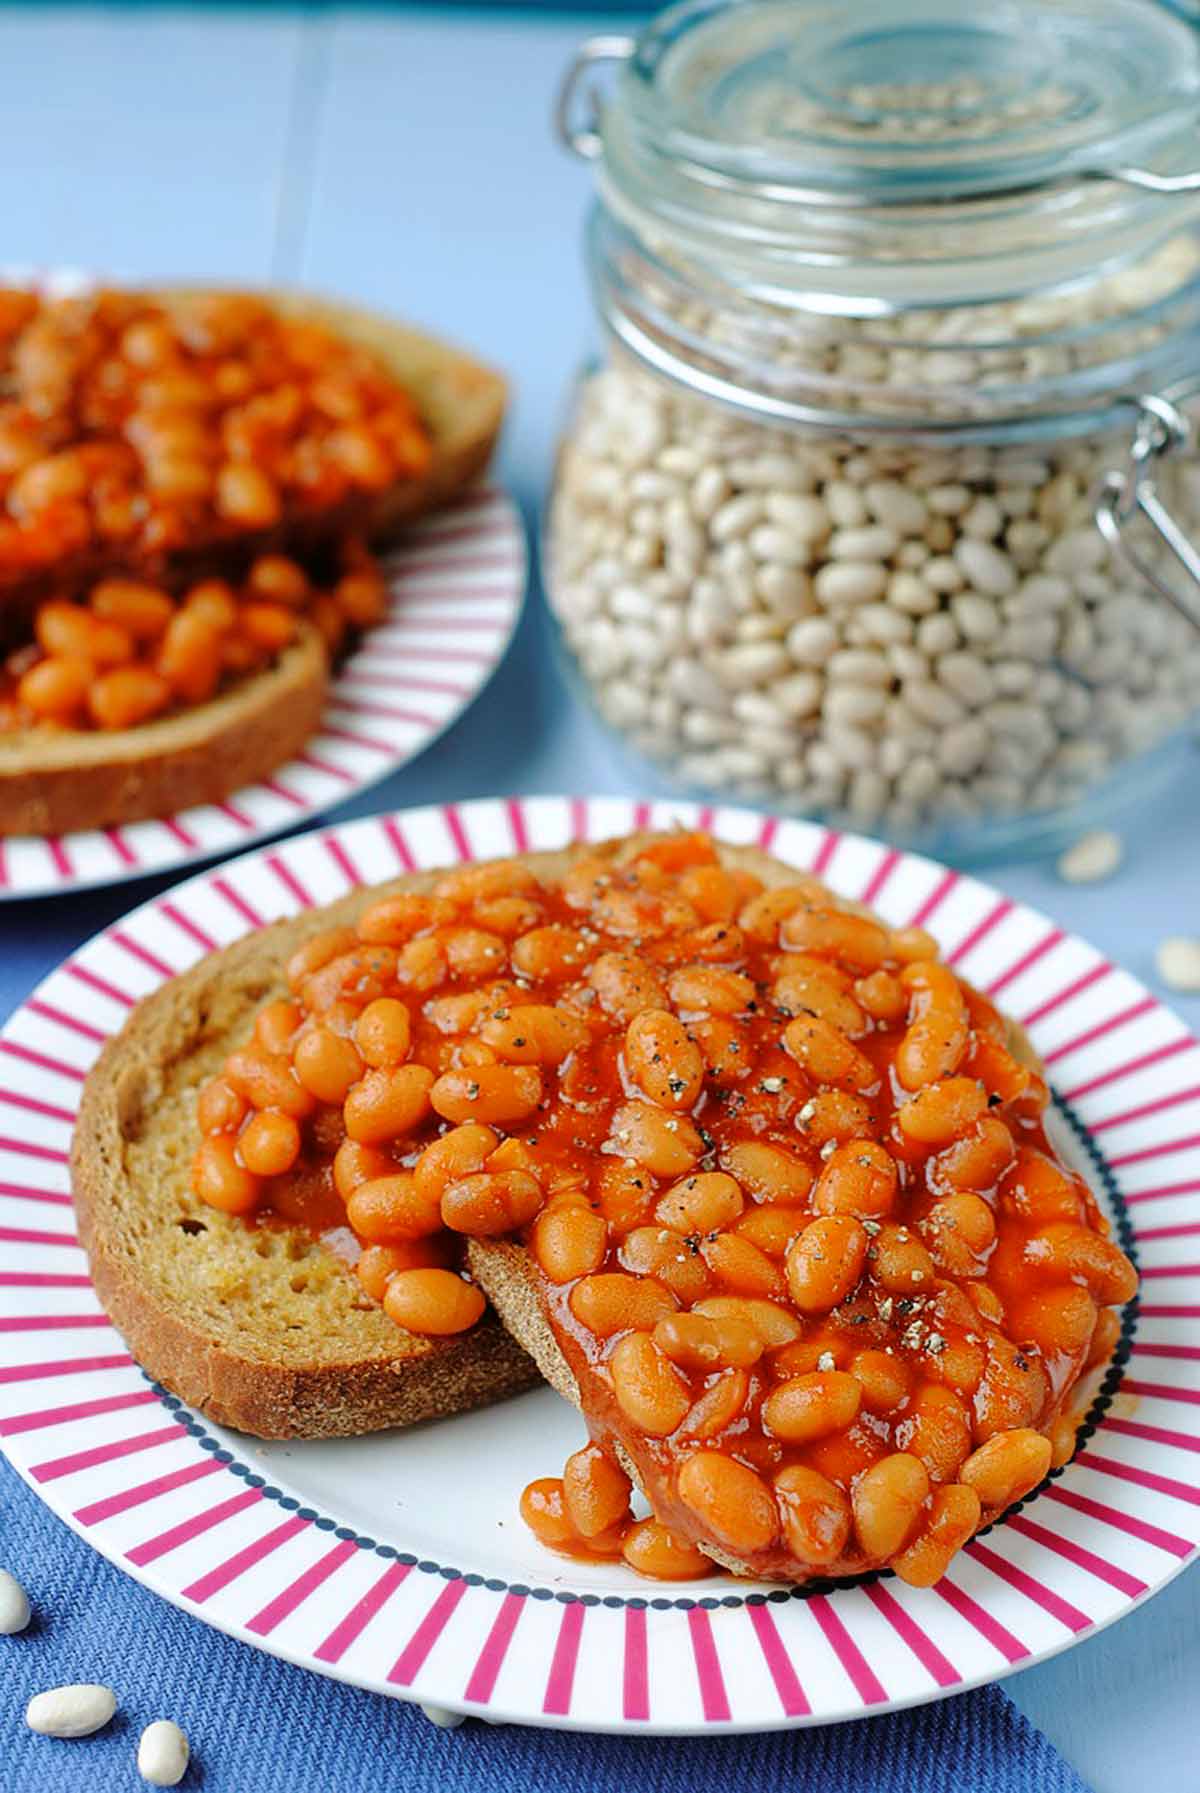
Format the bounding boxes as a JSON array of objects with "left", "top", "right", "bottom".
[{"left": 544, "top": 0, "right": 1200, "bottom": 858}]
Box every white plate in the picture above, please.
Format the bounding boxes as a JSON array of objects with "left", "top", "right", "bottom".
[
  {"left": 0, "top": 488, "right": 525, "bottom": 898},
  {"left": 0, "top": 795, "right": 1196, "bottom": 1733}
]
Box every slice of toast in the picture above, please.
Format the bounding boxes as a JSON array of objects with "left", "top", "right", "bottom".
[
  {"left": 0, "top": 286, "right": 507, "bottom": 632},
  {"left": 0, "top": 623, "right": 329, "bottom": 836},
  {"left": 72, "top": 865, "right": 540, "bottom": 1441}
]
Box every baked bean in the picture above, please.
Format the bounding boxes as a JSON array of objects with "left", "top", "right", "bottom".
[
  {"left": 346, "top": 1174, "right": 443, "bottom": 1243},
  {"left": 430, "top": 1065, "right": 542, "bottom": 1127},
  {"left": 923, "top": 1192, "right": 996, "bottom": 1275},
  {"left": 679, "top": 864, "right": 748, "bottom": 924},
  {"left": 519, "top": 1478, "right": 575, "bottom": 1548},
  {"left": 1087, "top": 1306, "right": 1122, "bottom": 1370},
  {"left": 251, "top": 999, "right": 301, "bottom": 1056},
  {"left": 247, "top": 554, "right": 310, "bottom": 606},
  {"left": 423, "top": 990, "right": 492, "bottom": 1037},
  {"left": 286, "top": 927, "right": 357, "bottom": 993},
  {"left": 774, "top": 1464, "right": 852, "bottom": 1566},
  {"left": 344, "top": 1064, "right": 434, "bottom": 1142},
  {"left": 512, "top": 925, "right": 591, "bottom": 981},
  {"left": 734, "top": 1204, "right": 808, "bottom": 1258},
  {"left": 762, "top": 1371, "right": 862, "bottom": 1444},
  {"left": 610, "top": 1332, "right": 691, "bottom": 1435},
  {"left": 293, "top": 1026, "right": 364, "bottom": 1105},
  {"left": 619, "top": 1227, "right": 712, "bottom": 1304},
  {"left": 961, "top": 1428, "right": 1052, "bottom": 1510},
  {"left": 774, "top": 966, "right": 865, "bottom": 1035},
  {"left": 156, "top": 609, "right": 221, "bottom": 704},
  {"left": 571, "top": 1272, "right": 678, "bottom": 1337},
  {"left": 474, "top": 895, "right": 543, "bottom": 936},
  {"left": 682, "top": 1368, "right": 750, "bottom": 1438},
  {"left": 795, "top": 1088, "right": 875, "bottom": 1148},
  {"left": 442, "top": 928, "right": 507, "bottom": 980},
  {"left": 587, "top": 952, "right": 668, "bottom": 1021},
  {"left": 354, "top": 998, "right": 411, "bottom": 1068},
  {"left": 411, "top": 1122, "right": 497, "bottom": 1202},
  {"left": 563, "top": 1444, "right": 632, "bottom": 1539},
  {"left": 772, "top": 1333, "right": 850, "bottom": 1378},
  {"left": 238, "top": 1110, "right": 301, "bottom": 1177},
  {"left": 630, "top": 833, "right": 717, "bottom": 875},
  {"left": 677, "top": 1451, "right": 779, "bottom": 1553},
  {"left": 192, "top": 1135, "right": 260, "bottom": 1215},
  {"left": 1049, "top": 1410, "right": 1080, "bottom": 1469},
  {"left": 668, "top": 965, "right": 757, "bottom": 1016},
  {"left": 197, "top": 1077, "right": 247, "bottom": 1135},
  {"left": 355, "top": 1237, "right": 451, "bottom": 1300},
  {"left": 974, "top": 1336, "right": 1050, "bottom": 1439},
  {"left": 395, "top": 938, "right": 446, "bottom": 996},
  {"left": 739, "top": 885, "right": 817, "bottom": 944},
  {"left": 657, "top": 1172, "right": 743, "bottom": 1234},
  {"left": 780, "top": 906, "right": 891, "bottom": 970},
  {"left": 812, "top": 1139, "right": 898, "bottom": 1219},
  {"left": 654, "top": 1311, "right": 763, "bottom": 1372},
  {"left": 1009, "top": 1285, "right": 1098, "bottom": 1361},
  {"left": 786, "top": 1216, "right": 869, "bottom": 1313},
  {"left": 966, "top": 1034, "right": 1031, "bottom": 1106},
  {"left": 854, "top": 970, "right": 906, "bottom": 1024},
  {"left": 700, "top": 1232, "right": 785, "bottom": 1299},
  {"left": 621, "top": 1518, "right": 711, "bottom": 1581},
  {"left": 932, "top": 1116, "right": 1015, "bottom": 1195},
  {"left": 893, "top": 1482, "right": 981, "bottom": 1587},
  {"left": 435, "top": 861, "right": 539, "bottom": 905},
  {"left": 1023, "top": 1224, "right": 1138, "bottom": 1305},
  {"left": 441, "top": 1169, "right": 543, "bottom": 1236},
  {"left": 302, "top": 946, "right": 397, "bottom": 1014},
  {"left": 625, "top": 1009, "right": 704, "bottom": 1110},
  {"left": 852, "top": 1452, "right": 930, "bottom": 1560},
  {"left": 17, "top": 656, "right": 90, "bottom": 721},
  {"left": 224, "top": 1048, "right": 316, "bottom": 1120},
  {"left": 690, "top": 1016, "right": 751, "bottom": 1082},
  {"left": 88, "top": 665, "right": 172, "bottom": 729},
  {"left": 357, "top": 894, "right": 454, "bottom": 945},
  {"left": 216, "top": 461, "right": 281, "bottom": 527},
  {"left": 895, "top": 962, "right": 969, "bottom": 1091},
  {"left": 184, "top": 580, "right": 238, "bottom": 632},
  {"left": 895, "top": 1384, "right": 973, "bottom": 1483},
  {"left": 851, "top": 1349, "right": 912, "bottom": 1414},
  {"left": 897, "top": 1077, "right": 988, "bottom": 1147},
  {"left": 783, "top": 1015, "right": 875, "bottom": 1090},
  {"left": 692, "top": 1296, "right": 802, "bottom": 1349},
  {"left": 596, "top": 1164, "right": 657, "bottom": 1233},
  {"left": 240, "top": 601, "right": 296, "bottom": 651},
  {"left": 1002, "top": 1150, "right": 1086, "bottom": 1225},
  {"left": 869, "top": 1221, "right": 938, "bottom": 1293},
  {"left": 382, "top": 1268, "right": 485, "bottom": 1336},
  {"left": 332, "top": 1139, "right": 392, "bottom": 1201},
  {"left": 532, "top": 1206, "right": 608, "bottom": 1283},
  {"left": 90, "top": 578, "right": 175, "bottom": 637},
  {"left": 607, "top": 1101, "right": 703, "bottom": 1177},
  {"left": 481, "top": 1004, "right": 588, "bottom": 1066},
  {"left": 721, "top": 1140, "right": 814, "bottom": 1206},
  {"left": 966, "top": 1280, "right": 1006, "bottom": 1326}
]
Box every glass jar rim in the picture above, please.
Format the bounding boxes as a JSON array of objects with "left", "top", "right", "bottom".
[{"left": 578, "top": 0, "right": 1200, "bottom": 313}]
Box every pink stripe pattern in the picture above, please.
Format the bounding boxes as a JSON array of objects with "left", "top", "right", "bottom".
[{"left": 314, "top": 1561, "right": 410, "bottom": 1664}]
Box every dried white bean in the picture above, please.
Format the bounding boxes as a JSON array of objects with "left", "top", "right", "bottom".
[
  {"left": 27, "top": 1685, "right": 116, "bottom": 1738},
  {"left": 0, "top": 1568, "right": 30, "bottom": 1634},
  {"left": 138, "top": 1720, "right": 190, "bottom": 1786},
  {"left": 1157, "top": 937, "right": 1200, "bottom": 993},
  {"left": 955, "top": 537, "right": 1017, "bottom": 597},
  {"left": 421, "top": 1705, "right": 467, "bottom": 1731},
  {"left": 813, "top": 562, "right": 888, "bottom": 606},
  {"left": 1057, "top": 830, "right": 1123, "bottom": 884}
]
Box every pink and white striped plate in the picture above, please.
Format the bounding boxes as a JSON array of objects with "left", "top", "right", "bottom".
[
  {"left": 0, "top": 488, "right": 525, "bottom": 899},
  {"left": 0, "top": 794, "right": 1196, "bottom": 1733}
]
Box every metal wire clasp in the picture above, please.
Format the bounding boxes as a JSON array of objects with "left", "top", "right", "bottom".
[
  {"left": 1096, "top": 387, "right": 1200, "bottom": 634},
  {"left": 554, "top": 35, "right": 636, "bottom": 161}
]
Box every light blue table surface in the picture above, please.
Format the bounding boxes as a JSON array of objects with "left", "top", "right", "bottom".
[{"left": 0, "top": 8, "right": 1198, "bottom": 1788}]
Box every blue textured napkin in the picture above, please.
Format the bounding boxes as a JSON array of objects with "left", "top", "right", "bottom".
[{"left": 0, "top": 1456, "right": 1089, "bottom": 1793}]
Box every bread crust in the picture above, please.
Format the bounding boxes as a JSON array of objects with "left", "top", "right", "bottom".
[
  {"left": 0, "top": 286, "right": 507, "bottom": 632},
  {"left": 0, "top": 624, "right": 329, "bottom": 836},
  {"left": 72, "top": 857, "right": 543, "bottom": 1441}
]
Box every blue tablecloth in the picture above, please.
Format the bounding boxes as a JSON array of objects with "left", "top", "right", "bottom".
[{"left": 1, "top": 1454, "right": 1089, "bottom": 1792}]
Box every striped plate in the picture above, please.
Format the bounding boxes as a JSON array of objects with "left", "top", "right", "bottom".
[
  {"left": 0, "top": 794, "right": 1196, "bottom": 1734},
  {"left": 0, "top": 488, "right": 525, "bottom": 899}
]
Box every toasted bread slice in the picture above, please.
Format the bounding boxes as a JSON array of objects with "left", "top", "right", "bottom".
[
  {"left": 0, "top": 287, "right": 507, "bottom": 632},
  {"left": 72, "top": 865, "right": 540, "bottom": 1441},
  {"left": 0, "top": 622, "right": 329, "bottom": 837}
]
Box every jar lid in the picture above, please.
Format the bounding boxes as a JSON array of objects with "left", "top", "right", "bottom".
[{"left": 584, "top": 0, "right": 1200, "bottom": 310}]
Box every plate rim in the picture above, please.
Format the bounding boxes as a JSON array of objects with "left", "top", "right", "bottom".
[{"left": 0, "top": 791, "right": 1196, "bottom": 1734}]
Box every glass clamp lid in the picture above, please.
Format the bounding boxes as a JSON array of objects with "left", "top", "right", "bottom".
[{"left": 556, "top": 0, "right": 1200, "bottom": 310}]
